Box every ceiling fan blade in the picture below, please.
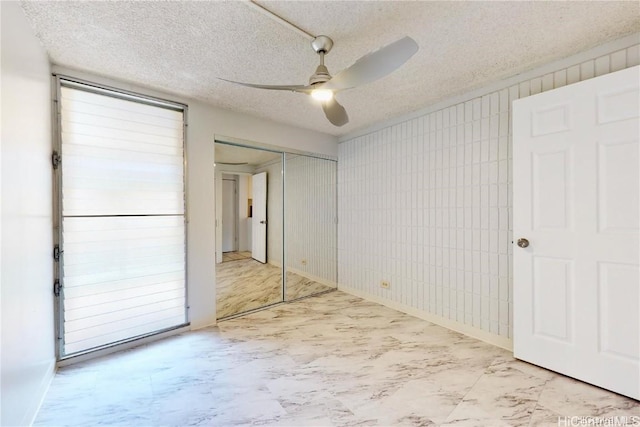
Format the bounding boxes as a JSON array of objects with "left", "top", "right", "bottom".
[
  {"left": 321, "top": 36, "right": 418, "bottom": 92},
  {"left": 322, "top": 98, "right": 349, "bottom": 127},
  {"left": 220, "top": 79, "right": 313, "bottom": 93}
]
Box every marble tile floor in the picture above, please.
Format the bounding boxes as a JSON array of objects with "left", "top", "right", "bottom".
[
  {"left": 216, "top": 258, "right": 333, "bottom": 319},
  {"left": 35, "top": 291, "right": 639, "bottom": 427}
]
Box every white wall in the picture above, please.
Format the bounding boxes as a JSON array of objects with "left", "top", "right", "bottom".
[
  {"left": 1, "top": 2, "right": 56, "bottom": 425},
  {"left": 338, "top": 35, "right": 640, "bottom": 350}
]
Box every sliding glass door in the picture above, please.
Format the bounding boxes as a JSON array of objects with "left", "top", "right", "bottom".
[
  {"left": 284, "top": 153, "right": 337, "bottom": 300},
  {"left": 214, "top": 140, "right": 337, "bottom": 320},
  {"left": 214, "top": 142, "right": 284, "bottom": 319},
  {"left": 54, "top": 78, "right": 188, "bottom": 358}
]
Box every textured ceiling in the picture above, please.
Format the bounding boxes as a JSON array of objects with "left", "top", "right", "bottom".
[{"left": 21, "top": 1, "right": 640, "bottom": 137}]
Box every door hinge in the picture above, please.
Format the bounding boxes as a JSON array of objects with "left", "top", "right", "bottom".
[
  {"left": 53, "top": 279, "right": 62, "bottom": 297},
  {"left": 52, "top": 151, "right": 61, "bottom": 169},
  {"left": 53, "top": 245, "right": 62, "bottom": 262}
]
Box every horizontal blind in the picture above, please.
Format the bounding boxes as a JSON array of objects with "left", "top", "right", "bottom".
[
  {"left": 59, "top": 82, "right": 186, "bottom": 356},
  {"left": 60, "top": 86, "right": 184, "bottom": 215}
]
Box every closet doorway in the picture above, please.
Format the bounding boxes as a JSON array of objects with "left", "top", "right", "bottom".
[{"left": 214, "top": 139, "right": 337, "bottom": 320}]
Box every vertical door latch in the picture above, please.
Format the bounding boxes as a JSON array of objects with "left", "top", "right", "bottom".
[
  {"left": 53, "top": 279, "right": 62, "bottom": 297},
  {"left": 53, "top": 245, "right": 62, "bottom": 262}
]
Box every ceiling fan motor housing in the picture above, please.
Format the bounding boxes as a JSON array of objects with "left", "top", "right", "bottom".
[
  {"left": 311, "top": 35, "right": 333, "bottom": 54},
  {"left": 309, "top": 64, "right": 331, "bottom": 85}
]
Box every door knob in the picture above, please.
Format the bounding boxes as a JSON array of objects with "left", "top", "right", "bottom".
[
  {"left": 517, "top": 238, "right": 529, "bottom": 248},
  {"left": 260, "top": 220, "right": 267, "bottom": 225}
]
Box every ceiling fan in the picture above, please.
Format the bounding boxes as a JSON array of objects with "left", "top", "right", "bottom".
[{"left": 221, "top": 35, "right": 418, "bottom": 127}]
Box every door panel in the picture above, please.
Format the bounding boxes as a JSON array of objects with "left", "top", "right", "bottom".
[
  {"left": 597, "top": 138, "right": 639, "bottom": 233},
  {"left": 598, "top": 262, "right": 639, "bottom": 361},
  {"left": 532, "top": 149, "right": 572, "bottom": 230},
  {"left": 513, "top": 65, "right": 639, "bottom": 399},
  {"left": 532, "top": 256, "right": 573, "bottom": 342}
]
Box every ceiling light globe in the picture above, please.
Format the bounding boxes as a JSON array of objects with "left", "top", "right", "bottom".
[{"left": 311, "top": 89, "right": 333, "bottom": 102}]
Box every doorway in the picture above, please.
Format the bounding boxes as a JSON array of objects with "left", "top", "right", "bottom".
[{"left": 222, "top": 175, "right": 238, "bottom": 253}]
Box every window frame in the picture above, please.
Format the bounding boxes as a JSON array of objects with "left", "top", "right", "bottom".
[{"left": 52, "top": 74, "right": 190, "bottom": 361}]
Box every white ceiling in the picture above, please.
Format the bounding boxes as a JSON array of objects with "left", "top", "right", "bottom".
[{"left": 21, "top": 1, "right": 639, "bottom": 137}]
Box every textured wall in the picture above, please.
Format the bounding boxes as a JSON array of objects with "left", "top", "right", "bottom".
[
  {"left": 285, "top": 154, "right": 337, "bottom": 285},
  {"left": 338, "top": 42, "right": 640, "bottom": 342},
  {"left": 256, "top": 154, "right": 338, "bottom": 288}
]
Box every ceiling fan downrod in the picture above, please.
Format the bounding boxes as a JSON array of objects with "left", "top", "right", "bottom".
[{"left": 309, "top": 36, "right": 333, "bottom": 86}]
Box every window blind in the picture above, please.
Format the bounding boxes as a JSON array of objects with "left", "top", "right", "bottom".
[{"left": 58, "top": 82, "right": 187, "bottom": 356}]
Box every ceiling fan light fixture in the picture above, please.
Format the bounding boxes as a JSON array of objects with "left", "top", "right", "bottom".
[
  {"left": 219, "top": 35, "right": 418, "bottom": 127},
  {"left": 311, "top": 89, "right": 333, "bottom": 102}
]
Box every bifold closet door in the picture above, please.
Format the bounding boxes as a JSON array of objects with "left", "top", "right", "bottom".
[{"left": 57, "top": 81, "right": 187, "bottom": 357}]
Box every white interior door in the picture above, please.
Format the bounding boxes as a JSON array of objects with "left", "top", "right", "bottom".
[
  {"left": 222, "top": 178, "right": 237, "bottom": 252},
  {"left": 513, "top": 65, "right": 639, "bottom": 399},
  {"left": 251, "top": 172, "right": 267, "bottom": 263}
]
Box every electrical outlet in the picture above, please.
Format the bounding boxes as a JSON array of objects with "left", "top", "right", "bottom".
[
  {"left": 301, "top": 259, "right": 307, "bottom": 265},
  {"left": 380, "top": 281, "right": 390, "bottom": 289}
]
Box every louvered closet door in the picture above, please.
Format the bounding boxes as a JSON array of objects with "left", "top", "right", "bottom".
[{"left": 57, "top": 81, "right": 187, "bottom": 357}]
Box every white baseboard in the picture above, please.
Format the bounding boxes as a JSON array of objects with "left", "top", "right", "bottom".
[
  {"left": 267, "top": 261, "right": 337, "bottom": 288},
  {"left": 286, "top": 266, "right": 337, "bottom": 288},
  {"left": 338, "top": 284, "right": 513, "bottom": 351},
  {"left": 27, "top": 359, "right": 56, "bottom": 426},
  {"left": 190, "top": 320, "right": 217, "bottom": 330}
]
